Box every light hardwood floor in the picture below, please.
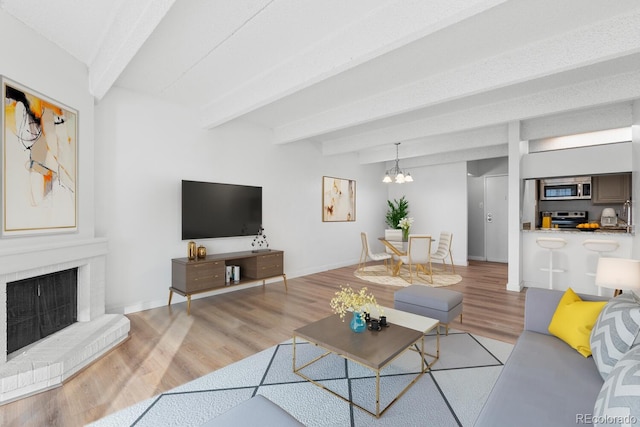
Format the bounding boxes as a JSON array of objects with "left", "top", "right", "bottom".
[{"left": 0, "top": 260, "right": 523, "bottom": 427}]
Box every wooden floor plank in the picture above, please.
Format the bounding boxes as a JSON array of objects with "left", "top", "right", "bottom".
[{"left": 0, "top": 260, "right": 522, "bottom": 427}]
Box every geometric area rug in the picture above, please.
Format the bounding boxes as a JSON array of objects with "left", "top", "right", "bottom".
[
  {"left": 355, "top": 265, "right": 463, "bottom": 288},
  {"left": 88, "top": 331, "right": 513, "bottom": 427}
]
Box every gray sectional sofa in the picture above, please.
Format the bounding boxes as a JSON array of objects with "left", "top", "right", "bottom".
[
  {"left": 475, "top": 287, "right": 608, "bottom": 427},
  {"left": 201, "top": 287, "right": 639, "bottom": 427}
]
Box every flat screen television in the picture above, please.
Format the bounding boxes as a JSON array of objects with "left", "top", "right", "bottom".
[{"left": 182, "top": 180, "right": 262, "bottom": 239}]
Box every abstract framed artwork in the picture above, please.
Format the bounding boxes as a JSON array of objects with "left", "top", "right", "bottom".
[
  {"left": 2, "top": 77, "right": 77, "bottom": 236},
  {"left": 322, "top": 176, "right": 356, "bottom": 222}
]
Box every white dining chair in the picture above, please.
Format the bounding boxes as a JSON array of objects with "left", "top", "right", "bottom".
[
  {"left": 384, "top": 229, "right": 404, "bottom": 256},
  {"left": 431, "top": 232, "right": 455, "bottom": 273},
  {"left": 397, "top": 234, "right": 433, "bottom": 283},
  {"left": 358, "top": 232, "right": 392, "bottom": 272}
]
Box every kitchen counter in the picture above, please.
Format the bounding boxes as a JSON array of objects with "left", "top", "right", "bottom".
[
  {"left": 522, "top": 229, "right": 632, "bottom": 296},
  {"left": 523, "top": 227, "right": 633, "bottom": 236}
]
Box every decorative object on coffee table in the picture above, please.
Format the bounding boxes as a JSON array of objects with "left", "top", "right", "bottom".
[
  {"left": 350, "top": 311, "right": 366, "bottom": 333},
  {"left": 330, "top": 285, "right": 380, "bottom": 331}
]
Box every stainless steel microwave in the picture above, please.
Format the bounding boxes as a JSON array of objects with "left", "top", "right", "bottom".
[{"left": 539, "top": 177, "right": 591, "bottom": 200}]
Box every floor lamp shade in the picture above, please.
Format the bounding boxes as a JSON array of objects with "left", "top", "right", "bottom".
[{"left": 595, "top": 258, "right": 640, "bottom": 292}]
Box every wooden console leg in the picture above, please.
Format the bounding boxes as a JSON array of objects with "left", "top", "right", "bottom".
[
  {"left": 282, "top": 274, "right": 288, "bottom": 291},
  {"left": 168, "top": 289, "right": 173, "bottom": 306}
]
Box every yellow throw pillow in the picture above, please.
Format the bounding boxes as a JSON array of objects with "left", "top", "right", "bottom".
[{"left": 548, "top": 288, "right": 607, "bottom": 357}]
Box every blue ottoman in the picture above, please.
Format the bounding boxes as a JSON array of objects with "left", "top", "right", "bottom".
[{"left": 394, "top": 285, "right": 463, "bottom": 334}]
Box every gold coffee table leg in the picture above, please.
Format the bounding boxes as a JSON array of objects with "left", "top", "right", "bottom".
[{"left": 376, "top": 370, "right": 381, "bottom": 417}]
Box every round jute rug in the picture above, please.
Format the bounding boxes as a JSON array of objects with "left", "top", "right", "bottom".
[{"left": 354, "top": 264, "right": 462, "bottom": 287}]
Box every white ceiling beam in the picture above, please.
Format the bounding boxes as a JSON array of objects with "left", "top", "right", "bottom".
[
  {"left": 275, "top": 10, "right": 640, "bottom": 145},
  {"left": 386, "top": 144, "right": 508, "bottom": 169},
  {"left": 358, "top": 125, "right": 508, "bottom": 164},
  {"left": 521, "top": 103, "right": 633, "bottom": 141},
  {"left": 199, "top": 0, "right": 509, "bottom": 129},
  {"left": 89, "top": 0, "right": 176, "bottom": 100},
  {"left": 322, "top": 69, "right": 640, "bottom": 158}
]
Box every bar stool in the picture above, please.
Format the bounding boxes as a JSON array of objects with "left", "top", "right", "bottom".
[
  {"left": 536, "top": 237, "right": 567, "bottom": 290},
  {"left": 582, "top": 239, "right": 619, "bottom": 296}
]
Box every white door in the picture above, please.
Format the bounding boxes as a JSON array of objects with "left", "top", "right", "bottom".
[{"left": 485, "top": 175, "right": 508, "bottom": 263}]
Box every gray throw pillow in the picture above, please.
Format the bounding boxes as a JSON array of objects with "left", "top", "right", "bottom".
[
  {"left": 593, "top": 345, "right": 640, "bottom": 426},
  {"left": 590, "top": 294, "right": 640, "bottom": 380}
]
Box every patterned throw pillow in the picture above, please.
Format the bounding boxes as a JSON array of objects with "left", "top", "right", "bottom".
[
  {"left": 590, "top": 293, "right": 640, "bottom": 380},
  {"left": 593, "top": 345, "right": 640, "bottom": 426}
]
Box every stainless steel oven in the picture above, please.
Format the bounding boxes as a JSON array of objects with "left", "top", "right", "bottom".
[
  {"left": 540, "top": 211, "right": 588, "bottom": 228},
  {"left": 540, "top": 177, "right": 591, "bottom": 200}
]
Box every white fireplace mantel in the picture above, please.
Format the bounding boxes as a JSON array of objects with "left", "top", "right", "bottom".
[
  {"left": 0, "top": 237, "right": 108, "bottom": 276},
  {"left": 0, "top": 237, "right": 130, "bottom": 404}
]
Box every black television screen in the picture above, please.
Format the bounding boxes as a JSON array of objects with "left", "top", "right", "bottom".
[{"left": 182, "top": 180, "right": 262, "bottom": 239}]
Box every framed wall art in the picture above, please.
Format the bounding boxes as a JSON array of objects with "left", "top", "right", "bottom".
[
  {"left": 322, "top": 176, "right": 356, "bottom": 222},
  {"left": 2, "top": 77, "right": 77, "bottom": 236}
]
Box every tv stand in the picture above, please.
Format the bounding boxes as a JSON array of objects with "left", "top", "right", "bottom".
[{"left": 168, "top": 250, "right": 286, "bottom": 315}]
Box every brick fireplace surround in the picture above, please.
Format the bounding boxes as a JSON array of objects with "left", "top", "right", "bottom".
[{"left": 0, "top": 238, "right": 129, "bottom": 404}]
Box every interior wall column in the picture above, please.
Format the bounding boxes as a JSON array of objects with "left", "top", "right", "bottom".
[
  {"left": 632, "top": 100, "right": 640, "bottom": 259},
  {"left": 507, "top": 121, "right": 527, "bottom": 291}
]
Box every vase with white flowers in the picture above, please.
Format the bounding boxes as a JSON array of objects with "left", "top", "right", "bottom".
[
  {"left": 330, "top": 285, "right": 381, "bottom": 333},
  {"left": 398, "top": 217, "right": 414, "bottom": 241}
]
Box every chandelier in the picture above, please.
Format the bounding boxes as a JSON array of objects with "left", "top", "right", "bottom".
[{"left": 382, "top": 143, "right": 413, "bottom": 184}]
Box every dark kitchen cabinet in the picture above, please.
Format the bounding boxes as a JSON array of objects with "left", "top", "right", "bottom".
[{"left": 592, "top": 173, "right": 631, "bottom": 204}]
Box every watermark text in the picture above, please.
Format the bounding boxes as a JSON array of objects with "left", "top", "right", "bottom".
[{"left": 577, "top": 414, "right": 638, "bottom": 425}]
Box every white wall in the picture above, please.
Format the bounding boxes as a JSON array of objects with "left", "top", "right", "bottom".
[
  {"left": 0, "top": 11, "right": 96, "bottom": 251},
  {"left": 95, "top": 87, "right": 388, "bottom": 313},
  {"left": 387, "top": 162, "right": 468, "bottom": 267}
]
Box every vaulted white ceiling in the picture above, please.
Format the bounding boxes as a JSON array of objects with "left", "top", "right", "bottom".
[{"left": 3, "top": 0, "right": 640, "bottom": 168}]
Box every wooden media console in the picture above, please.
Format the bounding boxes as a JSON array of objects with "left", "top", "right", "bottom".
[{"left": 169, "top": 250, "right": 286, "bottom": 314}]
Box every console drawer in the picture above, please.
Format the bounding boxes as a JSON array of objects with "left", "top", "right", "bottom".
[{"left": 172, "top": 260, "right": 225, "bottom": 292}]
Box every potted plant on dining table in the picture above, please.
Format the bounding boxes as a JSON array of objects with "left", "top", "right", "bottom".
[{"left": 385, "top": 196, "right": 409, "bottom": 230}]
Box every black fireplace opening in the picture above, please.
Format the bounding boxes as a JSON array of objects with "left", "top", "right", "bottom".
[{"left": 7, "top": 268, "right": 78, "bottom": 355}]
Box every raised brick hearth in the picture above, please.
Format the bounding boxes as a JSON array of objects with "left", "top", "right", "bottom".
[{"left": 0, "top": 238, "right": 129, "bottom": 404}]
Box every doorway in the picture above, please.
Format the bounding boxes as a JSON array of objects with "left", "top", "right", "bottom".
[{"left": 485, "top": 175, "right": 508, "bottom": 263}]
